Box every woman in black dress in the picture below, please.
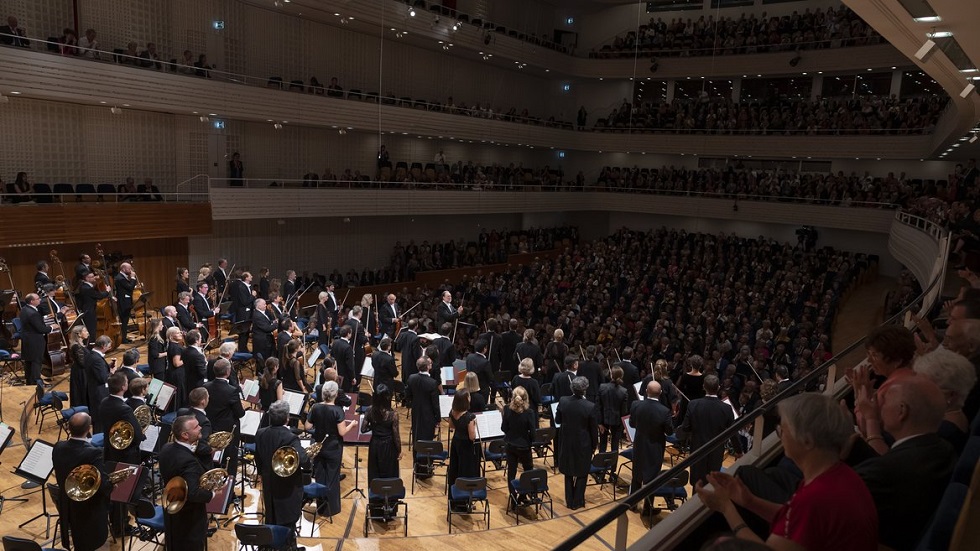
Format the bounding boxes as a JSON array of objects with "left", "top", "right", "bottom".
[
  {"left": 501, "top": 386, "right": 537, "bottom": 502},
  {"left": 175, "top": 267, "right": 191, "bottom": 295},
  {"left": 280, "top": 338, "right": 311, "bottom": 394},
  {"left": 146, "top": 318, "right": 167, "bottom": 380},
  {"left": 68, "top": 325, "right": 90, "bottom": 408},
  {"left": 447, "top": 390, "right": 480, "bottom": 494},
  {"left": 464, "top": 372, "right": 487, "bottom": 412},
  {"left": 307, "top": 380, "right": 358, "bottom": 515},
  {"left": 511, "top": 358, "right": 542, "bottom": 415},
  {"left": 676, "top": 354, "right": 706, "bottom": 421},
  {"left": 363, "top": 385, "right": 401, "bottom": 482},
  {"left": 164, "top": 326, "right": 186, "bottom": 411},
  {"left": 258, "top": 357, "right": 283, "bottom": 412}
]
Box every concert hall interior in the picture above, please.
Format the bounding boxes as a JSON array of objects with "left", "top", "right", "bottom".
[{"left": 1, "top": 0, "right": 980, "bottom": 550}]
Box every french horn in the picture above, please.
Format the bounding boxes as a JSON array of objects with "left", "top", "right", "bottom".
[
  {"left": 65, "top": 464, "right": 138, "bottom": 502},
  {"left": 207, "top": 431, "right": 234, "bottom": 450},
  {"left": 133, "top": 405, "right": 153, "bottom": 431},
  {"left": 162, "top": 468, "right": 229, "bottom": 514},
  {"left": 271, "top": 445, "right": 300, "bottom": 477},
  {"left": 305, "top": 432, "right": 330, "bottom": 459},
  {"left": 108, "top": 420, "right": 135, "bottom": 450}
]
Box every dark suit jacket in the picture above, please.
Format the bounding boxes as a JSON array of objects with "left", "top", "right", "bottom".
[
  {"left": 74, "top": 262, "right": 92, "bottom": 284},
  {"left": 204, "top": 378, "right": 246, "bottom": 433},
  {"left": 18, "top": 305, "right": 50, "bottom": 363},
  {"left": 85, "top": 352, "right": 111, "bottom": 429},
  {"left": 114, "top": 273, "right": 137, "bottom": 310},
  {"left": 500, "top": 331, "right": 521, "bottom": 372},
  {"left": 396, "top": 330, "right": 421, "bottom": 381},
  {"left": 435, "top": 301, "right": 459, "bottom": 328},
  {"left": 854, "top": 433, "right": 955, "bottom": 551},
  {"left": 213, "top": 268, "right": 228, "bottom": 294},
  {"left": 551, "top": 370, "right": 576, "bottom": 400},
  {"left": 371, "top": 350, "right": 398, "bottom": 391},
  {"left": 466, "top": 352, "right": 492, "bottom": 399},
  {"left": 162, "top": 317, "right": 179, "bottom": 331},
  {"left": 182, "top": 346, "right": 208, "bottom": 395},
  {"left": 255, "top": 425, "right": 309, "bottom": 526},
  {"left": 629, "top": 399, "right": 673, "bottom": 485},
  {"left": 331, "top": 338, "right": 355, "bottom": 391},
  {"left": 192, "top": 292, "right": 215, "bottom": 328},
  {"left": 35, "top": 271, "right": 52, "bottom": 291},
  {"left": 281, "top": 280, "right": 297, "bottom": 314},
  {"left": 515, "top": 342, "right": 544, "bottom": 370},
  {"left": 677, "top": 395, "right": 738, "bottom": 483},
  {"left": 159, "top": 442, "right": 214, "bottom": 550},
  {"left": 75, "top": 282, "right": 109, "bottom": 327},
  {"left": 0, "top": 25, "right": 29, "bottom": 47},
  {"left": 230, "top": 280, "right": 254, "bottom": 322},
  {"left": 478, "top": 331, "right": 502, "bottom": 372},
  {"left": 378, "top": 302, "right": 399, "bottom": 338},
  {"left": 434, "top": 336, "right": 455, "bottom": 368},
  {"left": 53, "top": 439, "right": 112, "bottom": 551},
  {"left": 406, "top": 372, "right": 440, "bottom": 442},
  {"left": 176, "top": 304, "right": 196, "bottom": 332},
  {"left": 577, "top": 360, "right": 602, "bottom": 403},
  {"left": 101, "top": 394, "right": 145, "bottom": 464},
  {"left": 555, "top": 395, "right": 598, "bottom": 476},
  {"left": 251, "top": 310, "right": 276, "bottom": 359}
]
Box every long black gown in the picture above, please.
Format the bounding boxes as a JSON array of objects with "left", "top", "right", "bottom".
[
  {"left": 308, "top": 402, "right": 345, "bottom": 515},
  {"left": 166, "top": 341, "right": 186, "bottom": 411},
  {"left": 69, "top": 343, "right": 89, "bottom": 408},
  {"left": 363, "top": 407, "right": 399, "bottom": 481},
  {"left": 447, "top": 412, "right": 480, "bottom": 488}
]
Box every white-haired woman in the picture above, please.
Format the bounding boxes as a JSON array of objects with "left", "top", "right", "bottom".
[
  {"left": 914, "top": 348, "right": 977, "bottom": 453},
  {"left": 307, "top": 380, "right": 358, "bottom": 515}
]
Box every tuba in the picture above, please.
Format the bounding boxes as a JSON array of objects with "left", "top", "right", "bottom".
[
  {"left": 207, "top": 431, "right": 235, "bottom": 450},
  {"left": 108, "top": 420, "right": 136, "bottom": 450},
  {"left": 133, "top": 405, "right": 153, "bottom": 431},
  {"left": 65, "top": 464, "right": 138, "bottom": 502},
  {"left": 163, "top": 468, "right": 229, "bottom": 514},
  {"left": 271, "top": 445, "right": 299, "bottom": 477}
]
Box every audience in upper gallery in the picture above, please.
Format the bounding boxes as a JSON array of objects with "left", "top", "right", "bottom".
[
  {"left": 0, "top": 15, "right": 30, "bottom": 47},
  {"left": 593, "top": 5, "right": 881, "bottom": 58},
  {"left": 596, "top": 94, "right": 945, "bottom": 136},
  {"left": 78, "top": 28, "right": 100, "bottom": 59},
  {"left": 326, "top": 77, "right": 343, "bottom": 98},
  {"left": 139, "top": 42, "right": 162, "bottom": 70},
  {"left": 177, "top": 49, "right": 196, "bottom": 74},
  {"left": 58, "top": 28, "right": 79, "bottom": 56}
]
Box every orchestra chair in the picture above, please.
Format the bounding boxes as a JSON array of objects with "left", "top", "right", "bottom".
[
  {"left": 234, "top": 523, "right": 292, "bottom": 551},
  {"left": 587, "top": 451, "right": 620, "bottom": 499},
  {"left": 0, "top": 349, "right": 23, "bottom": 383},
  {"left": 45, "top": 484, "right": 62, "bottom": 546},
  {"left": 616, "top": 447, "right": 634, "bottom": 488},
  {"left": 447, "top": 477, "right": 490, "bottom": 533},
  {"left": 666, "top": 434, "right": 688, "bottom": 466},
  {"left": 530, "top": 427, "right": 556, "bottom": 472},
  {"left": 412, "top": 440, "right": 449, "bottom": 494},
  {"left": 650, "top": 470, "right": 689, "bottom": 511},
  {"left": 507, "top": 468, "right": 553, "bottom": 525},
  {"left": 364, "top": 477, "right": 408, "bottom": 537},
  {"left": 481, "top": 439, "right": 507, "bottom": 476},
  {"left": 493, "top": 371, "right": 512, "bottom": 403},
  {"left": 389, "top": 380, "right": 406, "bottom": 411},
  {"left": 130, "top": 498, "right": 165, "bottom": 550},
  {"left": 52, "top": 395, "right": 88, "bottom": 439},
  {"left": 301, "top": 482, "right": 334, "bottom": 536},
  {"left": 34, "top": 381, "right": 68, "bottom": 431},
  {"left": 1, "top": 535, "right": 61, "bottom": 551},
  {"left": 539, "top": 383, "right": 556, "bottom": 416},
  {"left": 91, "top": 432, "right": 105, "bottom": 447}
]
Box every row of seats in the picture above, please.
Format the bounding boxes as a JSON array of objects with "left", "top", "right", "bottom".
[{"left": 1, "top": 182, "right": 158, "bottom": 204}]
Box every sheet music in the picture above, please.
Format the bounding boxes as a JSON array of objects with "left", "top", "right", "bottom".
[
  {"left": 360, "top": 357, "right": 374, "bottom": 378},
  {"left": 473, "top": 410, "right": 504, "bottom": 440},
  {"left": 622, "top": 415, "right": 635, "bottom": 443},
  {"left": 300, "top": 439, "right": 311, "bottom": 449},
  {"left": 441, "top": 366, "right": 454, "bottom": 385},
  {"left": 551, "top": 402, "right": 560, "bottom": 428},
  {"left": 0, "top": 422, "right": 14, "bottom": 451},
  {"left": 359, "top": 414, "right": 371, "bottom": 437},
  {"left": 241, "top": 379, "right": 259, "bottom": 401},
  {"left": 282, "top": 389, "right": 306, "bottom": 416},
  {"left": 439, "top": 394, "right": 453, "bottom": 418},
  {"left": 153, "top": 382, "right": 176, "bottom": 412},
  {"left": 140, "top": 425, "right": 161, "bottom": 453},
  {"left": 634, "top": 382, "right": 644, "bottom": 400},
  {"left": 18, "top": 440, "right": 55, "bottom": 482},
  {"left": 307, "top": 347, "right": 322, "bottom": 369},
  {"left": 240, "top": 410, "right": 263, "bottom": 436},
  {"left": 146, "top": 378, "right": 164, "bottom": 404}
]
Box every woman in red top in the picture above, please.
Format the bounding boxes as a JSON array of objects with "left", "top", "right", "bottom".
[{"left": 697, "top": 393, "right": 878, "bottom": 551}]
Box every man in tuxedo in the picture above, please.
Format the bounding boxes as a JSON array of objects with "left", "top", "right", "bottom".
[
  {"left": 395, "top": 318, "right": 421, "bottom": 384},
  {"left": 629, "top": 381, "right": 674, "bottom": 510},
  {"left": 86, "top": 336, "right": 115, "bottom": 432},
  {"left": 34, "top": 260, "right": 52, "bottom": 292},
  {"left": 39, "top": 284, "right": 68, "bottom": 324},
  {"left": 267, "top": 292, "right": 286, "bottom": 322},
  {"left": 177, "top": 388, "right": 213, "bottom": 444},
  {"left": 75, "top": 271, "right": 111, "bottom": 343},
  {"left": 255, "top": 400, "right": 309, "bottom": 539},
  {"left": 101, "top": 371, "right": 145, "bottom": 535},
  {"left": 281, "top": 270, "right": 298, "bottom": 317},
  {"left": 378, "top": 293, "right": 400, "bottom": 339},
  {"left": 161, "top": 305, "right": 179, "bottom": 332},
  {"left": 344, "top": 306, "right": 369, "bottom": 383},
  {"left": 555, "top": 376, "right": 598, "bottom": 510},
  {"left": 18, "top": 293, "right": 51, "bottom": 384},
  {"left": 53, "top": 412, "right": 112, "bottom": 551},
  {"left": 204, "top": 359, "right": 246, "bottom": 477},
  {"left": 159, "top": 415, "right": 215, "bottom": 551},
  {"left": 192, "top": 281, "right": 218, "bottom": 343},
  {"left": 331, "top": 325, "right": 355, "bottom": 392},
  {"left": 676, "top": 374, "right": 741, "bottom": 485},
  {"left": 126, "top": 377, "right": 150, "bottom": 411},
  {"left": 435, "top": 290, "right": 462, "bottom": 328},
  {"left": 432, "top": 323, "right": 456, "bottom": 370},
  {"left": 500, "top": 319, "right": 521, "bottom": 374},
  {"left": 176, "top": 292, "right": 200, "bottom": 334},
  {"left": 0, "top": 16, "right": 30, "bottom": 47},
  {"left": 74, "top": 254, "right": 92, "bottom": 286},
  {"left": 118, "top": 348, "right": 142, "bottom": 396},
  {"left": 405, "top": 357, "right": 440, "bottom": 471},
  {"left": 465, "top": 339, "right": 492, "bottom": 402},
  {"left": 478, "top": 318, "right": 501, "bottom": 374},
  {"left": 250, "top": 298, "right": 276, "bottom": 363},
  {"left": 207, "top": 342, "right": 241, "bottom": 393},
  {"left": 371, "top": 337, "right": 398, "bottom": 391},
  {"left": 230, "top": 271, "right": 255, "bottom": 351},
  {"left": 577, "top": 345, "right": 602, "bottom": 404},
  {"left": 182, "top": 330, "right": 208, "bottom": 399},
  {"left": 213, "top": 258, "right": 228, "bottom": 294},
  {"left": 114, "top": 262, "right": 138, "bottom": 343}
]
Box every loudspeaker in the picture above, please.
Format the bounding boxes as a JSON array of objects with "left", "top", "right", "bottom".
[
  {"left": 915, "top": 40, "right": 936, "bottom": 61},
  {"left": 961, "top": 84, "right": 976, "bottom": 98}
]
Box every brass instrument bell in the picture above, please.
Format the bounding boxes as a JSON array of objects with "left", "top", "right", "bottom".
[
  {"left": 271, "top": 445, "right": 299, "bottom": 477},
  {"left": 65, "top": 464, "right": 137, "bottom": 502},
  {"left": 108, "top": 420, "right": 135, "bottom": 450},
  {"left": 133, "top": 405, "right": 153, "bottom": 430},
  {"left": 163, "top": 476, "right": 189, "bottom": 514},
  {"left": 305, "top": 432, "right": 330, "bottom": 458},
  {"left": 206, "top": 431, "right": 234, "bottom": 450},
  {"left": 199, "top": 468, "right": 229, "bottom": 491}
]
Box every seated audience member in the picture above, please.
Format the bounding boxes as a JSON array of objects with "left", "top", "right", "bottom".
[
  {"left": 0, "top": 16, "right": 30, "bottom": 47},
  {"left": 78, "top": 28, "right": 100, "bottom": 58},
  {"left": 913, "top": 347, "right": 977, "bottom": 453},
  {"left": 118, "top": 177, "right": 139, "bottom": 201},
  {"left": 194, "top": 54, "right": 211, "bottom": 78},
  {"left": 59, "top": 28, "right": 79, "bottom": 56},
  {"left": 8, "top": 171, "right": 33, "bottom": 203},
  {"left": 697, "top": 393, "right": 878, "bottom": 551},
  {"left": 121, "top": 41, "right": 139, "bottom": 64},
  {"left": 138, "top": 178, "right": 162, "bottom": 201},
  {"left": 139, "top": 42, "right": 162, "bottom": 69},
  {"left": 309, "top": 76, "right": 324, "bottom": 95},
  {"left": 327, "top": 77, "right": 343, "bottom": 97},
  {"left": 177, "top": 49, "right": 195, "bottom": 74}
]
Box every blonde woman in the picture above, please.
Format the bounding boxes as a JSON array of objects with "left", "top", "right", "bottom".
[
  {"left": 68, "top": 325, "right": 90, "bottom": 408},
  {"left": 502, "top": 386, "right": 537, "bottom": 503},
  {"left": 464, "top": 371, "right": 486, "bottom": 412}
]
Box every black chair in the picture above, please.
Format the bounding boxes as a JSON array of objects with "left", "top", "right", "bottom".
[
  {"left": 130, "top": 498, "right": 165, "bottom": 550},
  {"left": 412, "top": 440, "right": 448, "bottom": 494},
  {"left": 53, "top": 183, "right": 73, "bottom": 202},
  {"left": 1, "top": 535, "right": 60, "bottom": 551},
  {"left": 447, "top": 477, "right": 489, "bottom": 533},
  {"left": 506, "top": 468, "right": 553, "bottom": 524},
  {"left": 95, "top": 183, "right": 115, "bottom": 201},
  {"left": 301, "top": 482, "right": 333, "bottom": 536},
  {"left": 587, "top": 451, "right": 620, "bottom": 499},
  {"left": 530, "top": 427, "right": 556, "bottom": 471},
  {"left": 493, "top": 370, "right": 512, "bottom": 403},
  {"left": 266, "top": 77, "right": 283, "bottom": 90},
  {"left": 288, "top": 80, "right": 305, "bottom": 92},
  {"left": 75, "top": 183, "right": 95, "bottom": 201},
  {"left": 33, "top": 183, "right": 53, "bottom": 203},
  {"left": 616, "top": 447, "right": 634, "bottom": 487},
  {"left": 482, "top": 439, "right": 506, "bottom": 475},
  {"left": 364, "top": 477, "right": 408, "bottom": 537},
  {"left": 35, "top": 380, "right": 67, "bottom": 431},
  {"left": 234, "top": 523, "right": 293, "bottom": 551},
  {"left": 650, "top": 470, "right": 689, "bottom": 511}
]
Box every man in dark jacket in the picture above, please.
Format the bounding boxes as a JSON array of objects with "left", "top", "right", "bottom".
[
  {"left": 160, "top": 414, "right": 215, "bottom": 551},
  {"left": 53, "top": 412, "right": 112, "bottom": 551},
  {"left": 204, "top": 359, "right": 246, "bottom": 477},
  {"left": 331, "top": 326, "right": 355, "bottom": 392},
  {"left": 101, "top": 371, "right": 146, "bottom": 535},
  {"left": 629, "top": 381, "right": 674, "bottom": 510},
  {"left": 676, "top": 374, "right": 740, "bottom": 485},
  {"left": 465, "top": 339, "right": 493, "bottom": 402},
  {"left": 371, "top": 337, "right": 398, "bottom": 391},
  {"left": 555, "top": 376, "right": 598, "bottom": 510},
  {"left": 18, "top": 293, "right": 50, "bottom": 384},
  {"left": 406, "top": 357, "right": 440, "bottom": 471},
  {"left": 255, "top": 400, "right": 309, "bottom": 534}
]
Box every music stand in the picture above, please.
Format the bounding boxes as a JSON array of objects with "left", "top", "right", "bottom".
[
  {"left": 135, "top": 291, "right": 154, "bottom": 341},
  {"left": 206, "top": 477, "right": 235, "bottom": 528},
  {"left": 0, "top": 423, "right": 26, "bottom": 514},
  {"left": 15, "top": 439, "right": 57, "bottom": 537},
  {"left": 108, "top": 461, "right": 142, "bottom": 549},
  {"left": 343, "top": 394, "right": 372, "bottom": 498}
]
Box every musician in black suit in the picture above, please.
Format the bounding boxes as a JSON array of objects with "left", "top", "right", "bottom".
[
  {"left": 371, "top": 337, "right": 398, "bottom": 391},
  {"left": 555, "top": 376, "right": 598, "bottom": 510},
  {"left": 192, "top": 281, "right": 218, "bottom": 342},
  {"left": 281, "top": 271, "right": 298, "bottom": 317},
  {"left": 629, "top": 381, "right": 674, "bottom": 508},
  {"left": 182, "top": 330, "right": 208, "bottom": 400},
  {"left": 86, "top": 336, "right": 115, "bottom": 432},
  {"left": 39, "top": 284, "right": 67, "bottom": 324},
  {"left": 405, "top": 357, "right": 440, "bottom": 468},
  {"left": 255, "top": 400, "right": 309, "bottom": 534},
  {"left": 75, "top": 271, "right": 111, "bottom": 344},
  {"left": 616, "top": 347, "right": 642, "bottom": 402},
  {"left": 34, "top": 261, "right": 52, "bottom": 292},
  {"left": 315, "top": 291, "right": 334, "bottom": 357},
  {"left": 478, "top": 318, "right": 502, "bottom": 374},
  {"left": 119, "top": 348, "right": 142, "bottom": 395},
  {"left": 676, "top": 374, "right": 740, "bottom": 485},
  {"left": 267, "top": 292, "right": 286, "bottom": 322},
  {"left": 344, "top": 306, "right": 369, "bottom": 384},
  {"left": 552, "top": 356, "right": 579, "bottom": 400},
  {"left": 230, "top": 271, "right": 255, "bottom": 351},
  {"left": 176, "top": 292, "right": 199, "bottom": 334},
  {"left": 177, "top": 388, "right": 214, "bottom": 443},
  {"left": 500, "top": 319, "right": 521, "bottom": 374},
  {"left": 395, "top": 319, "right": 421, "bottom": 383},
  {"left": 53, "top": 412, "right": 112, "bottom": 551},
  {"left": 577, "top": 346, "right": 603, "bottom": 404},
  {"left": 433, "top": 323, "right": 456, "bottom": 369},
  {"left": 331, "top": 326, "right": 355, "bottom": 392},
  {"left": 74, "top": 254, "right": 92, "bottom": 286},
  {"left": 114, "top": 262, "right": 138, "bottom": 343},
  {"left": 159, "top": 415, "right": 215, "bottom": 551},
  {"left": 126, "top": 377, "right": 150, "bottom": 411},
  {"left": 204, "top": 359, "right": 246, "bottom": 477},
  {"left": 250, "top": 299, "right": 276, "bottom": 363},
  {"left": 18, "top": 293, "right": 50, "bottom": 384},
  {"left": 435, "top": 290, "right": 462, "bottom": 328},
  {"left": 378, "top": 293, "right": 400, "bottom": 339},
  {"left": 101, "top": 371, "right": 146, "bottom": 535},
  {"left": 466, "top": 339, "right": 493, "bottom": 402},
  {"left": 213, "top": 259, "right": 229, "bottom": 295},
  {"left": 161, "top": 305, "right": 179, "bottom": 332},
  {"left": 207, "top": 342, "right": 242, "bottom": 393},
  {"left": 515, "top": 329, "right": 544, "bottom": 377}
]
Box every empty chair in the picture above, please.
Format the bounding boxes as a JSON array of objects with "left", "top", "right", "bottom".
[
  {"left": 482, "top": 439, "right": 506, "bottom": 475},
  {"left": 75, "top": 183, "right": 95, "bottom": 202},
  {"left": 131, "top": 498, "right": 166, "bottom": 548},
  {"left": 365, "top": 477, "right": 408, "bottom": 537},
  {"left": 587, "top": 451, "right": 620, "bottom": 499},
  {"left": 288, "top": 80, "right": 305, "bottom": 92},
  {"left": 347, "top": 89, "right": 362, "bottom": 100},
  {"left": 266, "top": 77, "right": 283, "bottom": 90},
  {"left": 2, "top": 535, "right": 60, "bottom": 551},
  {"left": 302, "top": 482, "right": 334, "bottom": 536},
  {"left": 33, "top": 183, "right": 53, "bottom": 203},
  {"left": 650, "top": 470, "right": 689, "bottom": 511},
  {"left": 447, "top": 477, "right": 489, "bottom": 533},
  {"left": 234, "top": 523, "right": 293, "bottom": 551},
  {"left": 531, "top": 427, "right": 556, "bottom": 471},
  {"left": 507, "top": 468, "right": 553, "bottom": 524},
  {"left": 413, "top": 440, "right": 448, "bottom": 493},
  {"left": 35, "top": 380, "right": 68, "bottom": 430},
  {"left": 95, "top": 183, "right": 115, "bottom": 201},
  {"left": 53, "top": 183, "right": 73, "bottom": 203}
]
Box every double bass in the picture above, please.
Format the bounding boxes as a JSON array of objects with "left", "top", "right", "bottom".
[{"left": 94, "top": 243, "right": 122, "bottom": 347}]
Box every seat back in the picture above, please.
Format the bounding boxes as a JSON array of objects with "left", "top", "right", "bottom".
[
  {"left": 415, "top": 440, "right": 444, "bottom": 456},
  {"left": 370, "top": 477, "right": 405, "bottom": 500},
  {"left": 591, "top": 451, "right": 618, "bottom": 471},
  {"left": 540, "top": 383, "right": 552, "bottom": 395},
  {"left": 488, "top": 439, "right": 506, "bottom": 454},
  {"left": 35, "top": 380, "right": 45, "bottom": 402},
  {"left": 665, "top": 470, "right": 689, "bottom": 489},
  {"left": 46, "top": 484, "right": 61, "bottom": 512},
  {"left": 518, "top": 468, "right": 549, "bottom": 493},
  {"left": 454, "top": 477, "right": 486, "bottom": 495},
  {"left": 135, "top": 498, "right": 157, "bottom": 519},
  {"left": 1, "top": 535, "right": 43, "bottom": 551},
  {"left": 234, "top": 523, "right": 275, "bottom": 547},
  {"left": 33, "top": 183, "right": 53, "bottom": 203},
  {"left": 534, "top": 427, "right": 555, "bottom": 444}
]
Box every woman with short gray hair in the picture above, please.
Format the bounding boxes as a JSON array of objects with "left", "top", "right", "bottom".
[
  {"left": 307, "top": 380, "right": 358, "bottom": 516},
  {"left": 914, "top": 348, "right": 977, "bottom": 453}
]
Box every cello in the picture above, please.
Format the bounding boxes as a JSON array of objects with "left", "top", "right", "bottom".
[{"left": 94, "top": 243, "right": 122, "bottom": 347}]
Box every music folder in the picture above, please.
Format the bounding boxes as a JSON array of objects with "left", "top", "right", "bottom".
[
  {"left": 307, "top": 346, "right": 322, "bottom": 369},
  {"left": 622, "top": 415, "right": 635, "bottom": 443},
  {"left": 0, "top": 422, "right": 14, "bottom": 455},
  {"left": 345, "top": 414, "right": 371, "bottom": 444},
  {"left": 473, "top": 410, "right": 504, "bottom": 440},
  {"left": 147, "top": 378, "right": 177, "bottom": 412},
  {"left": 107, "top": 462, "right": 142, "bottom": 503},
  {"left": 439, "top": 394, "right": 453, "bottom": 418},
  {"left": 14, "top": 439, "right": 55, "bottom": 485},
  {"left": 206, "top": 478, "right": 235, "bottom": 515},
  {"left": 240, "top": 410, "right": 263, "bottom": 437},
  {"left": 282, "top": 389, "right": 308, "bottom": 416},
  {"left": 140, "top": 424, "right": 162, "bottom": 454},
  {"left": 240, "top": 379, "right": 261, "bottom": 404}
]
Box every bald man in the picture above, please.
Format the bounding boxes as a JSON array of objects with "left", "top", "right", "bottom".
[
  {"left": 53, "top": 412, "right": 112, "bottom": 551},
  {"left": 628, "top": 381, "right": 674, "bottom": 509}
]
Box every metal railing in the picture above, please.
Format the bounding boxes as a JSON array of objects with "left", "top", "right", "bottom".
[
  {"left": 589, "top": 35, "right": 886, "bottom": 59},
  {"left": 555, "top": 211, "right": 947, "bottom": 551}
]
